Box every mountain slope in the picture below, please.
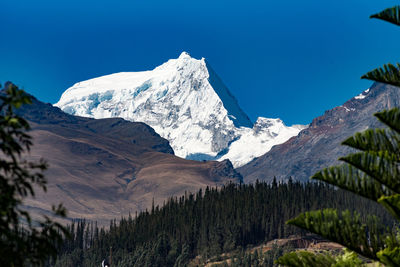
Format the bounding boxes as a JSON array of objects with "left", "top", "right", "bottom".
[
  {"left": 55, "top": 52, "right": 303, "bottom": 167},
  {"left": 15, "top": 93, "right": 241, "bottom": 225},
  {"left": 238, "top": 83, "right": 400, "bottom": 183}
]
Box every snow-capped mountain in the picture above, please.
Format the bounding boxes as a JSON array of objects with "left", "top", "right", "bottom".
[{"left": 55, "top": 52, "right": 305, "bottom": 167}]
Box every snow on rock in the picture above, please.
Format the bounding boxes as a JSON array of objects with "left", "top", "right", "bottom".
[
  {"left": 219, "top": 118, "right": 307, "bottom": 167},
  {"left": 354, "top": 88, "right": 370, "bottom": 100},
  {"left": 55, "top": 52, "right": 305, "bottom": 167}
]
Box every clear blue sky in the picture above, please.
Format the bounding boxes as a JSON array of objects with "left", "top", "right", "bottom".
[{"left": 1, "top": 0, "right": 399, "bottom": 125}]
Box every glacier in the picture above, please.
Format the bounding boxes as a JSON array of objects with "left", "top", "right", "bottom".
[{"left": 55, "top": 52, "right": 306, "bottom": 167}]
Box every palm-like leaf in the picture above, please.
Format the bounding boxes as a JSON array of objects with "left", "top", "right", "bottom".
[
  {"left": 377, "top": 247, "right": 400, "bottom": 267},
  {"left": 375, "top": 108, "right": 400, "bottom": 135},
  {"left": 278, "top": 5, "right": 400, "bottom": 267},
  {"left": 275, "top": 251, "right": 336, "bottom": 267},
  {"left": 276, "top": 249, "right": 365, "bottom": 267},
  {"left": 311, "top": 165, "right": 390, "bottom": 202},
  {"left": 287, "top": 209, "right": 386, "bottom": 260},
  {"left": 342, "top": 129, "right": 400, "bottom": 154},
  {"left": 361, "top": 63, "right": 400, "bottom": 87},
  {"left": 340, "top": 151, "right": 400, "bottom": 194},
  {"left": 378, "top": 194, "right": 400, "bottom": 221},
  {"left": 370, "top": 6, "right": 400, "bottom": 26}
]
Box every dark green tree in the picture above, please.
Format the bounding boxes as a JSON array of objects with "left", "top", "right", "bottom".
[
  {"left": 55, "top": 179, "right": 394, "bottom": 266},
  {"left": 277, "top": 6, "right": 400, "bottom": 267},
  {"left": 173, "top": 243, "right": 191, "bottom": 267},
  {"left": 0, "top": 82, "right": 68, "bottom": 266}
]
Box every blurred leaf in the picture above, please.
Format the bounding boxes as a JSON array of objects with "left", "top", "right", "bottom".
[{"left": 371, "top": 6, "right": 400, "bottom": 26}]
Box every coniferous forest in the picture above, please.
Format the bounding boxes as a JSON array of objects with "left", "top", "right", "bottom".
[{"left": 54, "top": 180, "right": 394, "bottom": 266}]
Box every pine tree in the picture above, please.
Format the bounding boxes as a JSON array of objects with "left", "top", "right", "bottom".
[
  {"left": 173, "top": 243, "right": 191, "bottom": 267},
  {"left": 277, "top": 6, "right": 400, "bottom": 267},
  {"left": 55, "top": 178, "right": 395, "bottom": 265}
]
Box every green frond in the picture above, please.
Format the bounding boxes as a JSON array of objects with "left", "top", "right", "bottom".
[
  {"left": 286, "top": 209, "right": 384, "bottom": 260},
  {"left": 371, "top": 6, "right": 400, "bottom": 26},
  {"left": 383, "top": 233, "right": 400, "bottom": 251},
  {"left": 311, "top": 165, "right": 390, "bottom": 202},
  {"left": 275, "top": 251, "right": 336, "bottom": 267},
  {"left": 334, "top": 249, "right": 366, "bottom": 267},
  {"left": 276, "top": 249, "right": 365, "bottom": 267},
  {"left": 378, "top": 194, "right": 400, "bottom": 221},
  {"left": 340, "top": 151, "right": 400, "bottom": 194},
  {"left": 361, "top": 63, "right": 400, "bottom": 87},
  {"left": 342, "top": 129, "right": 399, "bottom": 153},
  {"left": 377, "top": 247, "right": 400, "bottom": 267},
  {"left": 375, "top": 108, "right": 400, "bottom": 135},
  {"left": 279, "top": 6, "right": 400, "bottom": 267}
]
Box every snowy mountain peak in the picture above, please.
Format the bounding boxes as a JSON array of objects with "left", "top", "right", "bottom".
[
  {"left": 55, "top": 52, "right": 304, "bottom": 167},
  {"left": 178, "top": 51, "right": 192, "bottom": 59},
  {"left": 153, "top": 51, "right": 201, "bottom": 72}
]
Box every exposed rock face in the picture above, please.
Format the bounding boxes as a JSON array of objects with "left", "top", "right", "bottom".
[
  {"left": 238, "top": 83, "right": 400, "bottom": 183},
  {"left": 209, "top": 159, "right": 243, "bottom": 181},
  {"left": 13, "top": 93, "right": 241, "bottom": 225}
]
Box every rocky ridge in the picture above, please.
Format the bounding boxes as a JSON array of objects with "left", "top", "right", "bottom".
[{"left": 239, "top": 83, "right": 400, "bottom": 183}]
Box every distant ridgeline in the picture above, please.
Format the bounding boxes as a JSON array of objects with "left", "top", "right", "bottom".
[{"left": 54, "top": 181, "right": 393, "bottom": 266}]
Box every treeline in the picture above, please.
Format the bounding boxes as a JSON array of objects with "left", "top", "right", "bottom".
[{"left": 55, "top": 180, "right": 394, "bottom": 266}]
